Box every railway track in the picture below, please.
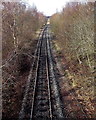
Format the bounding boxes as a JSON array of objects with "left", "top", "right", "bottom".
[{"left": 19, "top": 23, "right": 64, "bottom": 119}]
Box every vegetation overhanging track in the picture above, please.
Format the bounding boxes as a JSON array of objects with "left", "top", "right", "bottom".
[{"left": 19, "top": 22, "right": 64, "bottom": 119}]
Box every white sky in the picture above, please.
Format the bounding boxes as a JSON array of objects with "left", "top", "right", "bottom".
[{"left": 23, "top": 0, "right": 71, "bottom": 16}]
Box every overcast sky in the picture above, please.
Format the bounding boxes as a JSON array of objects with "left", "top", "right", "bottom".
[{"left": 23, "top": 0, "right": 71, "bottom": 16}]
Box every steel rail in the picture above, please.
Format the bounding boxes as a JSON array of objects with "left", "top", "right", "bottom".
[
  {"left": 46, "top": 27, "right": 64, "bottom": 118},
  {"left": 30, "top": 27, "right": 53, "bottom": 119},
  {"left": 19, "top": 28, "right": 44, "bottom": 120},
  {"left": 29, "top": 30, "right": 43, "bottom": 120},
  {"left": 45, "top": 34, "right": 52, "bottom": 120}
]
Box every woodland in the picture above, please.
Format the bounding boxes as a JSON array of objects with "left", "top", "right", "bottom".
[
  {"left": 2, "top": 2, "right": 45, "bottom": 118},
  {"left": 2, "top": 1, "right": 95, "bottom": 119},
  {"left": 51, "top": 2, "right": 95, "bottom": 118}
]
